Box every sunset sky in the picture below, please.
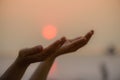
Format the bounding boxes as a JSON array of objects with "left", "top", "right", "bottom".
[
  {"left": 0, "top": 0, "right": 120, "bottom": 56},
  {"left": 0, "top": 0, "right": 120, "bottom": 79}
]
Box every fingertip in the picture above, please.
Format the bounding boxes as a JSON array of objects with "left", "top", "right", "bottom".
[
  {"left": 52, "top": 39, "right": 61, "bottom": 46},
  {"left": 61, "top": 36, "right": 67, "bottom": 42},
  {"left": 86, "top": 30, "right": 94, "bottom": 37},
  {"left": 36, "top": 45, "right": 43, "bottom": 51},
  {"left": 90, "top": 30, "right": 94, "bottom": 35},
  {"left": 39, "top": 45, "right": 43, "bottom": 50},
  {"left": 55, "top": 37, "right": 66, "bottom": 48},
  {"left": 58, "top": 37, "right": 66, "bottom": 46},
  {"left": 84, "top": 30, "right": 94, "bottom": 42}
]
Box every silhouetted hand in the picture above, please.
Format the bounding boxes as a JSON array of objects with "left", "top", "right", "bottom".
[
  {"left": 15, "top": 37, "right": 66, "bottom": 65},
  {"left": 52, "top": 30, "right": 94, "bottom": 57},
  {"left": 0, "top": 37, "right": 66, "bottom": 80}
]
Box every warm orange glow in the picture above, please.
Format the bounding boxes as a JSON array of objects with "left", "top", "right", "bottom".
[
  {"left": 49, "top": 62, "right": 57, "bottom": 75},
  {"left": 42, "top": 25, "right": 57, "bottom": 40}
]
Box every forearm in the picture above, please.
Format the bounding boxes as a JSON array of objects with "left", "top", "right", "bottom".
[
  {"left": 0, "top": 58, "right": 29, "bottom": 80},
  {"left": 29, "top": 57, "right": 56, "bottom": 80}
]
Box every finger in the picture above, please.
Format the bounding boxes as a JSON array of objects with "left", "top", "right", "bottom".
[
  {"left": 62, "top": 37, "right": 86, "bottom": 53},
  {"left": 85, "top": 30, "right": 94, "bottom": 42},
  {"left": 32, "top": 37, "right": 66, "bottom": 61},
  {"left": 70, "top": 36, "right": 82, "bottom": 42},
  {"left": 46, "top": 37, "right": 66, "bottom": 50},
  {"left": 71, "top": 37, "right": 87, "bottom": 48},
  {"left": 74, "top": 30, "right": 94, "bottom": 49},
  {"left": 43, "top": 37, "right": 66, "bottom": 56},
  {"left": 23, "top": 45, "right": 43, "bottom": 56},
  {"left": 57, "top": 37, "right": 66, "bottom": 48},
  {"left": 70, "top": 30, "right": 94, "bottom": 42}
]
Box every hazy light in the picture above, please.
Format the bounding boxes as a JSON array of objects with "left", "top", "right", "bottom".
[
  {"left": 49, "top": 62, "right": 57, "bottom": 75},
  {"left": 42, "top": 25, "right": 57, "bottom": 40}
]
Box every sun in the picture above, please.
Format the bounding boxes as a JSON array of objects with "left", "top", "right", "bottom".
[{"left": 42, "top": 25, "right": 57, "bottom": 40}]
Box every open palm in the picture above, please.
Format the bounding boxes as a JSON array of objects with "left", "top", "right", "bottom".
[{"left": 54, "top": 30, "right": 94, "bottom": 57}]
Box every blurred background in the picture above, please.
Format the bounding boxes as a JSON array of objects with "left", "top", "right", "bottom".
[{"left": 0, "top": 0, "right": 120, "bottom": 80}]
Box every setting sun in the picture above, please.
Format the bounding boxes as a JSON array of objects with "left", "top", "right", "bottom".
[{"left": 42, "top": 25, "right": 57, "bottom": 40}]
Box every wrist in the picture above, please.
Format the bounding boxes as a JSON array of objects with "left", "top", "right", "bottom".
[
  {"left": 54, "top": 51, "right": 64, "bottom": 58},
  {"left": 46, "top": 53, "right": 57, "bottom": 61},
  {"left": 50, "top": 51, "right": 62, "bottom": 59},
  {"left": 14, "top": 57, "right": 30, "bottom": 68}
]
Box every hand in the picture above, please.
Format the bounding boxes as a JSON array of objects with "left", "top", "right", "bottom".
[
  {"left": 15, "top": 37, "right": 66, "bottom": 65},
  {"left": 53, "top": 30, "right": 94, "bottom": 57}
]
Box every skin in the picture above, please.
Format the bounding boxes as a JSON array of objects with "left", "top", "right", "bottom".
[
  {"left": 0, "top": 37, "right": 66, "bottom": 80},
  {"left": 0, "top": 30, "right": 94, "bottom": 80},
  {"left": 29, "top": 30, "right": 94, "bottom": 80}
]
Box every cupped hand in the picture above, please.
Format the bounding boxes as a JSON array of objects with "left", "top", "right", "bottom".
[
  {"left": 15, "top": 37, "right": 66, "bottom": 65},
  {"left": 53, "top": 30, "right": 94, "bottom": 57}
]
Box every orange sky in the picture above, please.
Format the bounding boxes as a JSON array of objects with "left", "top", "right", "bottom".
[{"left": 0, "top": 0, "right": 120, "bottom": 56}]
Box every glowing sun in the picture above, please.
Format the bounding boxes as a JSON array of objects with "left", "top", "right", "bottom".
[{"left": 42, "top": 25, "right": 57, "bottom": 40}]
